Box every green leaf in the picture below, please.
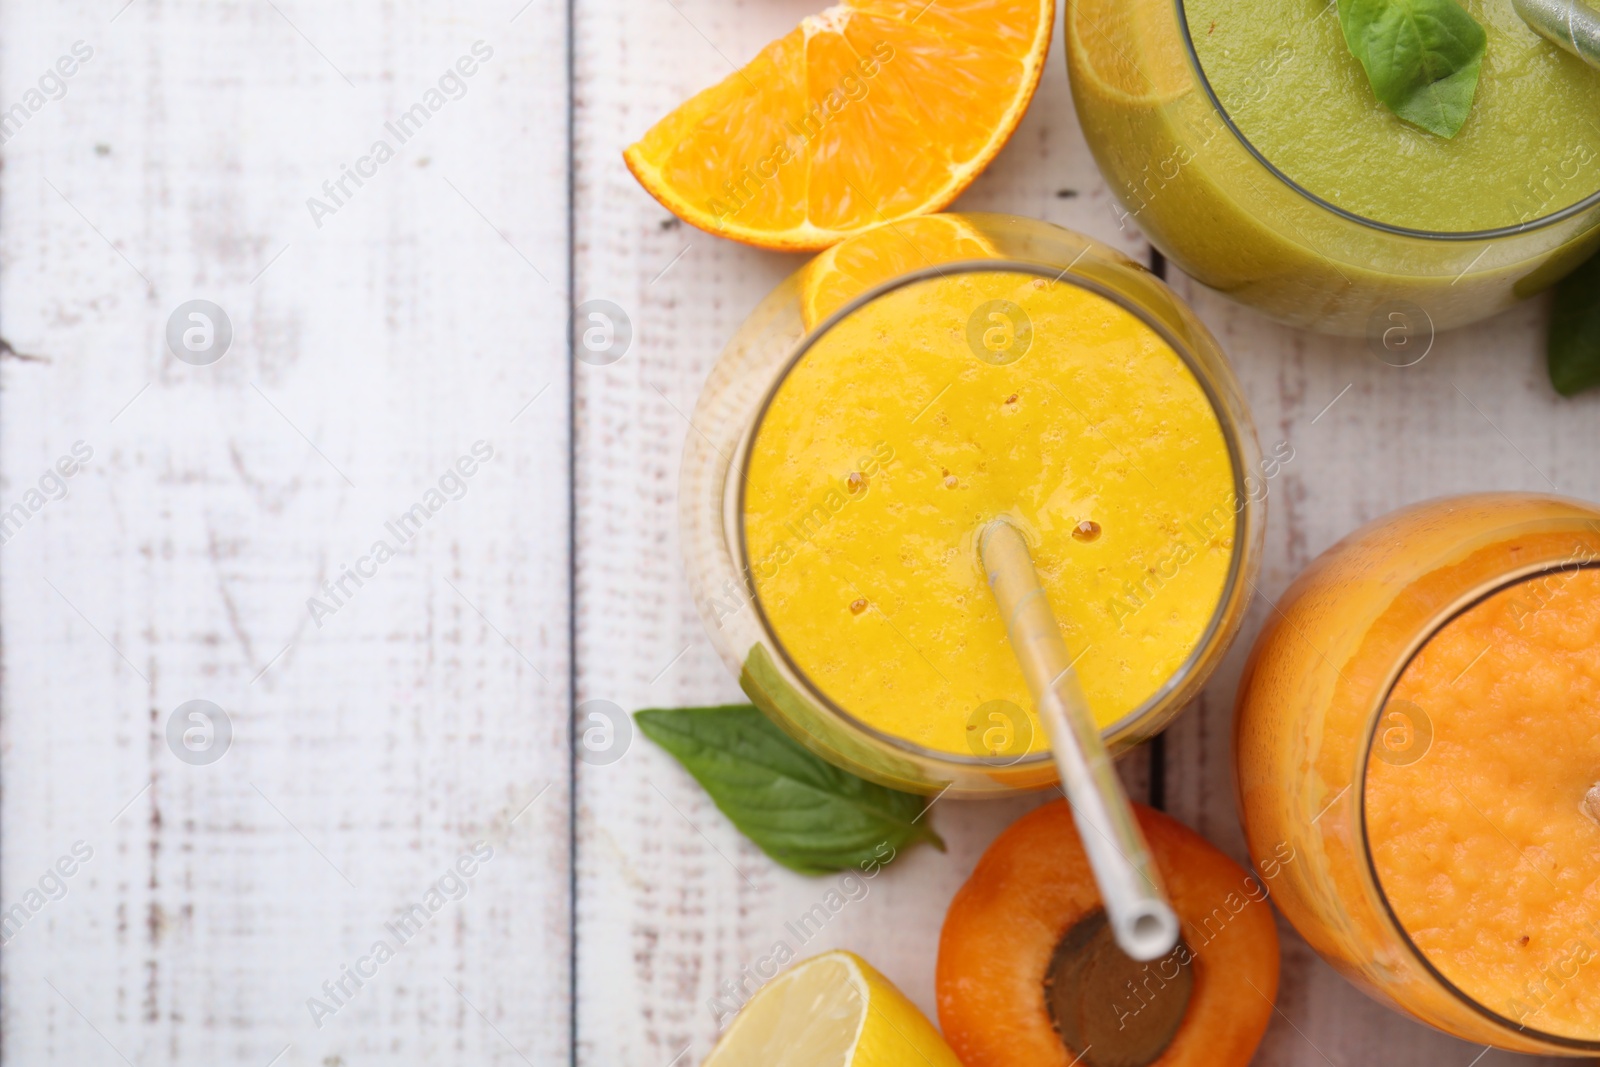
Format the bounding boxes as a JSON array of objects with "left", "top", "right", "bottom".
[
  {"left": 1338, "top": 0, "right": 1487, "bottom": 138},
  {"left": 635, "top": 704, "right": 945, "bottom": 876},
  {"left": 1548, "top": 248, "right": 1600, "bottom": 397}
]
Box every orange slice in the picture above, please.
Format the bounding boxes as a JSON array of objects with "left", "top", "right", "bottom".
[
  {"left": 798, "top": 213, "right": 997, "bottom": 329},
  {"left": 624, "top": 0, "right": 1054, "bottom": 252},
  {"left": 1066, "top": 0, "right": 1194, "bottom": 107}
]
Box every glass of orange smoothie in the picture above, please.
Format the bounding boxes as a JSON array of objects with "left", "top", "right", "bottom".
[
  {"left": 682, "top": 214, "right": 1268, "bottom": 796},
  {"left": 1235, "top": 493, "right": 1600, "bottom": 1052}
]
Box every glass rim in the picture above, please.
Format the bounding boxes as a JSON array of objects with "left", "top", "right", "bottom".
[
  {"left": 732, "top": 257, "right": 1255, "bottom": 771},
  {"left": 1357, "top": 558, "right": 1600, "bottom": 1051},
  {"left": 1173, "top": 0, "right": 1600, "bottom": 243}
]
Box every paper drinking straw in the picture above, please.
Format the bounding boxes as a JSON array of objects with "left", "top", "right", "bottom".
[{"left": 980, "top": 519, "right": 1180, "bottom": 962}]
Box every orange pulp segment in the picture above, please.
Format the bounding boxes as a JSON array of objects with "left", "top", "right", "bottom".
[{"left": 624, "top": 0, "right": 1054, "bottom": 251}]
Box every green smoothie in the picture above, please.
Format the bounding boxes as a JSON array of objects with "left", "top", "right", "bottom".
[
  {"left": 1066, "top": 0, "right": 1600, "bottom": 331},
  {"left": 1184, "top": 0, "right": 1600, "bottom": 232}
]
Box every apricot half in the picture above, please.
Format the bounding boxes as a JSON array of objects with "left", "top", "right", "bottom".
[{"left": 937, "top": 801, "right": 1279, "bottom": 1067}]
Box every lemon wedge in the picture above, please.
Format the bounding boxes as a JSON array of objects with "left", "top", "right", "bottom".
[{"left": 703, "top": 950, "right": 961, "bottom": 1067}]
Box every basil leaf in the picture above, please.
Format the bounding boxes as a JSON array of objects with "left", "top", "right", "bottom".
[
  {"left": 1338, "top": 0, "right": 1487, "bottom": 138},
  {"left": 635, "top": 704, "right": 944, "bottom": 876},
  {"left": 1548, "top": 248, "right": 1600, "bottom": 396}
]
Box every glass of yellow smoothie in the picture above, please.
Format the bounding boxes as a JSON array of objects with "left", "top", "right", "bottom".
[
  {"left": 1235, "top": 493, "right": 1600, "bottom": 1052},
  {"left": 1066, "top": 0, "right": 1600, "bottom": 333},
  {"left": 683, "top": 214, "right": 1266, "bottom": 796}
]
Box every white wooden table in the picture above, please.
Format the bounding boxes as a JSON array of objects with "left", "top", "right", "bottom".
[{"left": 3, "top": 1, "right": 1596, "bottom": 1064}]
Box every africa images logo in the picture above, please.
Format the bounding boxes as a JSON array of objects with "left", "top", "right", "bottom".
[
  {"left": 305, "top": 41, "right": 494, "bottom": 229},
  {"left": 305, "top": 842, "right": 494, "bottom": 1028},
  {"left": 306, "top": 441, "right": 495, "bottom": 627}
]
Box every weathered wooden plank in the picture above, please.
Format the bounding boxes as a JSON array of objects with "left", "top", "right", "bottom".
[
  {"left": 573, "top": 0, "right": 1599, "bottom": 1063},
  {"left": 0, "top": 2, "right": 572, "bottom": 1064},
  {"left": 570, "top": 5, "right": 1160, "bottom": 1064}
]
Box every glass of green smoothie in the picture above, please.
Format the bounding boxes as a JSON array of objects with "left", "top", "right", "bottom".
[{"left": 1066, "top": 0, "right": 1600, "bottom": 333}]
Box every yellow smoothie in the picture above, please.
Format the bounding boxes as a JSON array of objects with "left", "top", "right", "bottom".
[
  {"left": 741, "top": 270, "right": 1237, "bottom": 756},
  {"left": 1368, "top": 568, "right": 1600, "bottom": 1038}
]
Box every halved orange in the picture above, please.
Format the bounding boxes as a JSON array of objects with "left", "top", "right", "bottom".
[
  {"left": 624, "top": 0, "right": 1054, "bottom": 252},
  {"left": 1066, "top": 0, "right": 1194, "bottom": 107},
  {"left": 798, "top": 213, "right": 997, "bottom": 329},
  {"left": 938, "top": 801, "right": 1280, "bottom": 1067}
]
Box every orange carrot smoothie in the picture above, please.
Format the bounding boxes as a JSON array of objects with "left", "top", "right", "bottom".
[
  {"left": 1368, "top": 569, "right": 1600, "bottom": 1038},
  {"left": 1234, "top": 493, "right": 1600, "bottom": 1052}
]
